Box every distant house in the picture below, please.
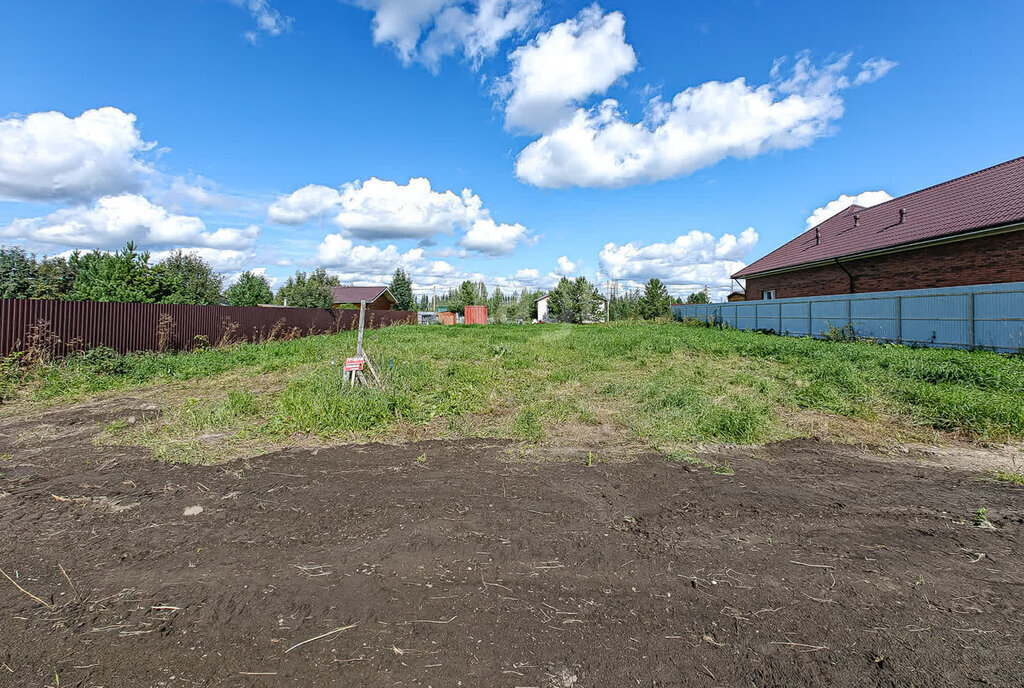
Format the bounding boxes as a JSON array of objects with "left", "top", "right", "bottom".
[
  {"left": 726, "top": 291, "right": 746, "bottom": 302},
  {"left": 732, "top": 156, "right": 1024, "bottom": 300},
  {"left": 536, "top": 293, "right": 609, "bottom": 323},
  {"left": 330, "top": 286, "right": 397, "bottom": 310}
]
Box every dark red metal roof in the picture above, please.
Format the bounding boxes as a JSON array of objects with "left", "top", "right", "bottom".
[
  {"left": 330, "top": 286, "right": 395, "bottom": 304},
  {"left": 733, "top": 156, "right": 1024, "bottom": 279}
]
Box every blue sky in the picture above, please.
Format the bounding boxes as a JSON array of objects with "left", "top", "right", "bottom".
[{"left": 1, "top": 0, "right": 1022, "bottom": 298}]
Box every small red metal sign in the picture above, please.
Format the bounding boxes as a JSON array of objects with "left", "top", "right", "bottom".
[{"left": 344, "top": 357, "right": 365, "bottom": 372}]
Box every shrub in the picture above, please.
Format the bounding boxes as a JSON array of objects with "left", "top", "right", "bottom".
[{"left": 70, "top": 346, "right": 128, "bottom": 376}]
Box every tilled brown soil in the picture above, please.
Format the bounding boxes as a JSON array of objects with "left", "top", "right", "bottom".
[{"left": 1, "top": 402, "right": 1023, "bottom": 687}]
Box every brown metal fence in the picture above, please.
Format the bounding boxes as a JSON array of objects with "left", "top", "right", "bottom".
[{"left": 0, "top": 299, "right": 415, "bottom": 356}]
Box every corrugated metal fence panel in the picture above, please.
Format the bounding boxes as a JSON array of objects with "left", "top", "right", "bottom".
[
  {"left": 0, "top": 299, "right": 415, "bottom": 356},
  {"left": 464, "top": 305, "right": 488, "bottom": 325},
  {"left": 671, "top": 282, "right": 1024, "bottom": 352}
]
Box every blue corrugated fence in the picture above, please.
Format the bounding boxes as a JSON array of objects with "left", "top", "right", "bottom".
[{"left": 671, "top": 282, "right": 1024, "bottom": 352}]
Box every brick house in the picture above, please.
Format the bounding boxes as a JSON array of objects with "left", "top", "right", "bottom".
[
  {"left": 330, "top": 286, "right": 397, "bottom": 310},
  {"left": 732, "top": 156, "right": 1024, "bottom": 300}
]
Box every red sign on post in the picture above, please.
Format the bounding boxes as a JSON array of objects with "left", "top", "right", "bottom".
[{"left": 344, "top": 357, "right": 365, "bottom": 372}]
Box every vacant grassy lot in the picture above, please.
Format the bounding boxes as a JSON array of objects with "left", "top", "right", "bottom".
[{"left": 4, "top": 322, "right": 1023, "bottom": 462}]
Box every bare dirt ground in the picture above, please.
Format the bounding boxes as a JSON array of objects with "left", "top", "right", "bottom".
[{"left": 1, "top": 399, "right": 1023, "bottom": 687}]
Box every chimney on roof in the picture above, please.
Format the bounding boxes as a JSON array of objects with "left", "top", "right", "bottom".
[
  {"left": 815, "top": 227, "right": 820, "bottom": 245},
  {"left": 899, "top": 208, "right": 906, "bottom": 224},
  {"left": 853, "top": 214, "right": 859, "bottom": 227}
]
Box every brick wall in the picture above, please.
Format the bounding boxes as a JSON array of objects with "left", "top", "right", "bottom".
[{"left": 744, "top": 229, "right": 1024, "bottom": 300}]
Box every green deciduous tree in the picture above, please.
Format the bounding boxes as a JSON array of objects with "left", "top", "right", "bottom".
[
  {"left": 275, "top": 267, "right": 339, "bottom": 309},
  {"left": 224, "top": 270, "right": 274, "bottom": 307},
  {"left": 155, "top": 250, "right": 224, "bottom": 305},
  {"left": 389, "top": 268, "right": 415, "bottom": 311},
  {"left": 636, "top": 278, "right": 671, "bottom": 320}
]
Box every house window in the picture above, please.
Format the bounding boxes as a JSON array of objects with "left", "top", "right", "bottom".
[{"left": 762, "top": 290, "right": 776, "bottom": 300}]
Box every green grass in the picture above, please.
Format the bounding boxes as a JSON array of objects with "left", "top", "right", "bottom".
[
  {"left": 991, "top": 457, "right": 1024, "bottom": 485},
  {"left": 992, "top": 468, "right": 1024, "bottom": 485},
  {"left": 7, "top": 321, "right": 1024, "bottom": 462}
]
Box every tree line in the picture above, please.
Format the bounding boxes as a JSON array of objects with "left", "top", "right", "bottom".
[
  {"left": 427, "top": 274, "right": 698, "bottom": 323},
  {"left": 2, "top": 243, "right": 712, "bottom": 315},
  {"left": 1, "top": 244, "right": 228, "bottom": 305}
]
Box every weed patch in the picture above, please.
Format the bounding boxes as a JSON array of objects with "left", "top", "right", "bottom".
[{"left": 8, "top": 322, "right": 1024, "bottom": 461}]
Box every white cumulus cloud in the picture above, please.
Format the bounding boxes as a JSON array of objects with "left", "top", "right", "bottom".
[
  {"left": 270, "top": 177, "right": 481, "bottom": 239},
  {"left": 270, "top": 176, "right": 533, "bottom": 251},
  {"left": 805, "top": 190, "right": 893, "bottom": 228},
  {"left": 150, "top": 247, "right": 252, "bottom": 272},
  {"left": 355, "top": 0, "right": 540, "bottom": 71},
  {"left": 554, "top": 255, "right": 578, "bottom": 275},
  {"left": 316, "top": 233, "right": 423, "bottom": 270},
  {"left": 332, "top": 177, "right": 485, "bottom": 240},
  {"left": 599, "top": 228, "right": 758, "bottom": 295},
  {"left": 0, "top": 107, "right": 154, "bottom": 202},
  {"left": 1, "top": 194, "right": 260, "bottom": 252},
  {"left": 458, "top": 218, "right": 532, "bottom": 255},
  {"left": 226, "top": 266, "right": 278, "bottom": 287},
  {"left": 319, "top": 235, "right": 470, "bottom": 289},
  {"left": 517, "top": 53, "right": 895, "bottom": 188},
  {"left": 268, "top": 184, "right": 345, "bottom": 225},
  {"left": 499, "top": 5, "right": 637, "bottom": 134}
]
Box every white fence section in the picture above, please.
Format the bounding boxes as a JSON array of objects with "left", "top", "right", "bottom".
[{"left": 672, "top": 282, "right": 1024, "bottom": 352}]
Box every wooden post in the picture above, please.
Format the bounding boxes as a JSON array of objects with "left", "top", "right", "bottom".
[{"left": 356, "top": 300, "right": 366, "bottom": 356}]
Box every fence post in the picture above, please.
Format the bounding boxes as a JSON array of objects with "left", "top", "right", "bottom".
[
  {"left": 895, "top": 296, "right": 902, "bottom": 344},
  {"left": 806, "top": 300, "right": 812, "bottom": 337},
  {"left": 968, "top": 292, "right": 975, "bottom": 349}
]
